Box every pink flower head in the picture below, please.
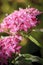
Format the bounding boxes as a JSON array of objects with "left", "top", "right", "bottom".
[
  {"left": 0, "top": 35, "right": 22, "bottom": 65},
  {"left": 25, "top": 7, "right": 41, "bottom": 16},
  {"left": 0, "top": 7, "right": 41, "bottom": 33}
]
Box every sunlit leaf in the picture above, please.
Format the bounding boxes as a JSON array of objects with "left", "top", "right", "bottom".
[
  {"left": 22, "top": 54, "right": 43, "bottom": 64},
  {"left": 28, "top": 35, "right": 42, "bottom": 47},
  {"left": 21, "top": 31, "right": 42, "bottom": 47}
]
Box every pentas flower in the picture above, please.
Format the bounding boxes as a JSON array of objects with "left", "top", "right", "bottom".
[
  {"left": 0, "top": 24, "right": 4, "bottom": 32},
  {"left": 0, "top": 35, "right": 22, "bottom": 65},
  {"left": 25, "top": 7, "right": 41, "bottom": 16},
  {"left": 0, "top": 7, "right": 41, "bottom": 34}
]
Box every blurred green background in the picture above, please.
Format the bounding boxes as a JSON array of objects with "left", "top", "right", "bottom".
[{"left": 0, "top": 0, "right": 43, "bottom": 62}]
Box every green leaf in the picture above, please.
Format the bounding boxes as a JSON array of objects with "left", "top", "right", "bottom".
[
  {"left": 28, "top": 35, "right": 42, "bottom": 47},
  {"left": 22, "top": 54, "right": 43, "bottom": 64},
  {"left": 22, "top": 54, "right": 38, "bottom": 62},
  {"left": 20, "top": 31, "right": 42, "bottom": 47},
  {"left": 12, "top": 54, "right": 43, "bottom": 64}
]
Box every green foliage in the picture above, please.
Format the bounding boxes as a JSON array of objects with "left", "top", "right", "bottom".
[
  {"left": 11, "top": 54, "right": 43, "bottom": 65},
  {"left": 28, "top": 35, "right": 42, "bottom": 47}
]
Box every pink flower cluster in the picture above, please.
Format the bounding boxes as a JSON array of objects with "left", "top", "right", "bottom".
[
  {"left": 0, "top": 7, "right": 41, "bottom": 65},
  {"left": 25, "top": 8, "right": 41, "bottom": 16},
  {"left": 0, "top": 8, "right": 41, "bottom": 33},
  {"left": 0, "top": 35, "right": 22, "bottom": 65}
]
